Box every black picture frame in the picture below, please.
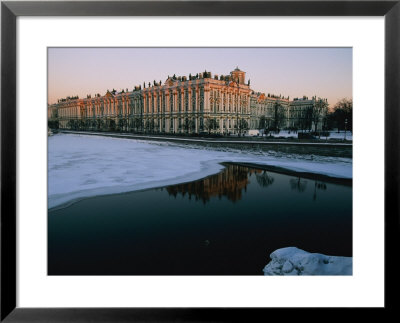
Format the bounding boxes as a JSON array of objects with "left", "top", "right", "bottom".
[{"left": 1, "top": 1, "right": 399, "bottom": 321}]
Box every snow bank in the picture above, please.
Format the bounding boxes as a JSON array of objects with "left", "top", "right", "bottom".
[
  {"left": 263, "top": 247, "right": 352, "bottom": 275},
  {"left": 48, "top": 134, "right": 352, "bottom": 209},
  {"left": 328, "top": 131, "right": 352, "bottom": 141},
  {"left": 245, "top": 130, "right": 352, "bottom": 141}
]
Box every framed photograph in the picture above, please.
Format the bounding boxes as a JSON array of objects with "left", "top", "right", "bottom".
[{"left": 1, "top": 0, "right": 398, "bottom": 321}]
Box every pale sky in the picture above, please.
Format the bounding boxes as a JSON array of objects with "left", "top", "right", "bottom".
[{"left": 48, "top": 47, "right": 352, "bottom": 107}]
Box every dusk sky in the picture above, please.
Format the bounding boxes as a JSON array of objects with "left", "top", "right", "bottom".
[{"left": 48, "top": 47, "right": 352, "bottom": 107}]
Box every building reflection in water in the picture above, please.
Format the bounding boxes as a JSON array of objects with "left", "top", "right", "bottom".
[
  {"left": 255, "top": 171, "right": 275, "bottom": 187},
  {"left": 313, "top": 181, "right": 327, "bottom": 201},
  {"left": 165, "top": 164, "right": 272, "bottom": 204},
  {"left": 164, "top": 163, "right": 330, "bottom": 204},
  {"left": 290, "top": 177, "right": 308, "bottom": 192},
  {"left": 290, "top": 177, "right": 328, "bottom": 201}
]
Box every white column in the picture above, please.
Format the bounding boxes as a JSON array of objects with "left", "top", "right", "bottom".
[{"left": 204, "top": 90, "right": 209, "bottom": 112}]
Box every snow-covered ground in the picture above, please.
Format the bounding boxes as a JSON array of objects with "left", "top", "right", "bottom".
[
  {"left": 325, "top": 131, "right": 353, "bottom": 141},
  {"left": 245, "top": 130, "right": 352, "bottom": 141},
  {"left": 263, "top": 247, "right": 352, "bottom": 275},
  {"left": 48, "top": 134, "right": 352, "bottom": 209}
]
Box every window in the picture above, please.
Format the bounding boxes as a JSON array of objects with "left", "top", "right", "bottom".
[{"left": 191, "top": 88, "right": 196, "bottom": 111}]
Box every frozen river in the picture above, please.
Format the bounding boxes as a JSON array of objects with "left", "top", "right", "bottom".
[{"left": 48, "top": 133, "right": 352, "bottom": 209}]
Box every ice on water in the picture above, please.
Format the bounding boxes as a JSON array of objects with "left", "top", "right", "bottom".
[
  {"left": 48, "top": 134, "right": 352, "bottom": 208},
  {"left": 263, "top": 247, "right": 352, "bottom": 275}
]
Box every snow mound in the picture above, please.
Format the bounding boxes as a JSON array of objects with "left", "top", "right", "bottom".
[{"left": 263, "top": 247, "right": 352, "bottom": 275}]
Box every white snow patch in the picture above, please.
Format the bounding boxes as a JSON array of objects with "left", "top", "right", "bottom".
[
  {"left": 263, "top": 247, "right": 352, "bottom": 276},
  {"left": 246, "top": 130, "right": 352, "bottom": 141},
  {"left": 327, "top": 131, "right": 353, "bottom": 141},
  {"left": 48, "top": 134, "right": 352, "bottom": 209}
]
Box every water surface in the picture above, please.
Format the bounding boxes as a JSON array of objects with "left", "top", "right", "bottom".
[{"left": 48, "top": 163, "right": 352, "bottom": 275}]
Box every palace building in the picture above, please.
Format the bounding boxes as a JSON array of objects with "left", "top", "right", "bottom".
[
  {"left": 249, "top": 92, "right": 290, "bottom": 130},
  {"left": 249, "top": 93, "right": 328, "bottom": 132},
  {"left": 48, "top": 67, "right": 327, "bottom": 134}
]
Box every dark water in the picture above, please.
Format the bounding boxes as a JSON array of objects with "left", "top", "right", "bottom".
[{"left": 48, "top": 164, "right": 352, "bottom": 275}]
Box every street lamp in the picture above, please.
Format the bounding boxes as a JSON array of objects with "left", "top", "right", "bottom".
[{"left": 344, "top": 118, "right": 348, "bottom": 140}]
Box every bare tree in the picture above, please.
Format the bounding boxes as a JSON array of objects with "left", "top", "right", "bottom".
[
  {"left": 204, "top": 118, "right": 218, "bottom": 134},
  {"left": 183, "top": 118, "right": 194, "bottom": 133},
  {"left": 331, "top": 98, "right": 352, "bottom": 131},
  {"left": 258, "top": 116, "right": 271, "bottom": 136},
  {"left": 273, "top": 101, "right": 285, "bottom": 132},
  {"left": 237, "top": 119, "right": 249, "bottom": 134},
  {"left": 312, "top": 99, "right": 328, "bottom": 133}
]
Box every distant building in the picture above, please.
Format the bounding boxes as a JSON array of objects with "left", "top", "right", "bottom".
[
  {"left": 288, "top": 96, "right": 329, "bottom": 131},
  {"left": 48, "top": 68, "right": 327, "bottom": 134},
  {"left": 249, "top": 92, "right": 290, "bottom": 130},
  {"left": 250, "top": 93, "right": 328, "bottom": 132}
]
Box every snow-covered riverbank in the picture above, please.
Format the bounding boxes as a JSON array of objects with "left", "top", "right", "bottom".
[{"left": 48, "top": 134, "right": 352, "bottom": 209}]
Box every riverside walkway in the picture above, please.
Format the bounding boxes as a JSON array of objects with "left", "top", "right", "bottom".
[{"left": 58, "top": 130, "right": 353, "bottom": 158}]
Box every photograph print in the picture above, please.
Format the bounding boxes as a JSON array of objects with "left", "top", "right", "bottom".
[{"left": 48, "top": 47, "right": 352, "bottom": 275}]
